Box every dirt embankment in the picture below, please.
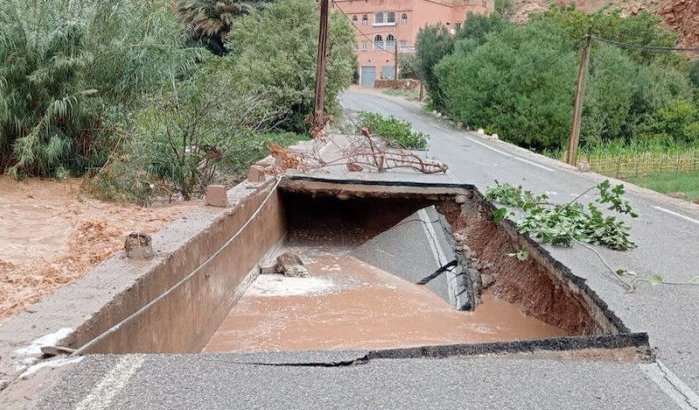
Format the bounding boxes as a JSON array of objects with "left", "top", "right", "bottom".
[
  {"left": 513, "top": 0, "right": 699, "bottom": 50},
  {"left": 659, "top": 0, "right": 699, "bottom": 49},
  {"left": 0, "top": 177, "right": 200, "bottom": 323}
]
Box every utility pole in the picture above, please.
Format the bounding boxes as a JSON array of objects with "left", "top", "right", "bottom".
[
  {"left": 311, "top": 0, "right": 329, "bottom": 136},
  {"left": 394, "top": 40, "right": 399, "bottom": 80},
  {"left": 565, "top": 29, "right": 592, "bottom": 165}
]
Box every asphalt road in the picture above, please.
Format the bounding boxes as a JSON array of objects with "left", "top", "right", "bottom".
[
  {"left": 340, "top": 90, "right": 699, "bottom": 389},
  {"left": 22, "top": 90, "right": 699, "bottom": 410}
]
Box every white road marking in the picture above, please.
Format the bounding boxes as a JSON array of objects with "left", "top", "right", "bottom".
[
  {"left": 465, "top": 136, "right": 554, "bottom": 172},
  {"left": 639, "top": 360, "right": 699, "bottom": 410},
  {"left": 465, "top": 136, "right": 513, "bottom": 157},
  {"left": 511, "top": 156, "right": 555, "bottom": 172},
  {"left": 74, "top": 355, "right": 145, "bottom": 410},
  {"left": 653, "top": 206, "right": 699, "bottom": 226},
  {"left": 418, "top": 208, "right": 460, "bottom": 308}
]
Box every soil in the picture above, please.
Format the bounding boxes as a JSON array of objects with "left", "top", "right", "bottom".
[
  {"left": 204, "top": 248, "right": 567, "bottom": 353},
  {"left": 439, "top": 200, "right": 603, "bottom": 335},
  {"left": 0, "top": 176, "right": 200, "bottom": 323}
]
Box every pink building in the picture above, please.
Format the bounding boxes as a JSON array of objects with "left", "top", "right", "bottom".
[{"left": 332, "top": 0, "right": 493, "bottom": 87}]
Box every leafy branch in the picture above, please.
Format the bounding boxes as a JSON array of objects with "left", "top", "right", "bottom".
[
  {"left": 485, "top": 180, "right": 637, "bottom": 251},
  {"left": 486, "top": 180, "right": 699, "bottom": 291}
]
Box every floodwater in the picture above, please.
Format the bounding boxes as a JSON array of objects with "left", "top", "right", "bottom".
[{"left": 203, "top": 248, "right": 567, "bottom": 353}]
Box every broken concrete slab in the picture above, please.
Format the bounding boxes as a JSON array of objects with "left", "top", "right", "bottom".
[
  {"left": 352, "top": 205, "right": 477, "bottom": 310},
  {"left": 260, "top": 252, "right": 310, "bottom": 278}
]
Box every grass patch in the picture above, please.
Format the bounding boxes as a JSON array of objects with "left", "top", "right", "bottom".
[
  {"left": 627, "top": 170, "right": 699, "bottom": 202},
  {"left": 542, "top": 141, "right": 699, "bottom": 179},
  {"left": 383, "top": 88, "right": 420, "bottom": 101},
  {"left": 357, "top": 111, "right": 428, "bottom": 150}
]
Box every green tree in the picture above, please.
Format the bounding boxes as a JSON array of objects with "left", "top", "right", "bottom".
[
  {"left": 415, "top": 24, "right": 455, "bottom": 110},
  {"left": 0, "top": 0, "right": 197, "bottom": 177},
  {"left": 582, "top": 44, "right": 638, "bottom": 144},
  {"left": 398, "top": 54, "right": 420, "bottom": 79},
  {"left": 436, "top": 21, "right": 577, "bottom": 150},
  {"left": 226, "top": 0, "right": 355, "bottom": 131}
]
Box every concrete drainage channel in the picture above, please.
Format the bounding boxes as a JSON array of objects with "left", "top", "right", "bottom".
[{"left": 3, "top": 176, "right": 651, "bottom": 389}]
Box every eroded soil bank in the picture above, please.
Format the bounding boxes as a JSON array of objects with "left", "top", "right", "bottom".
[
  {"left": 204, "top": 247, "right": 567, "bottom": 353},
  {"left": 0, "top": 177, "right": 199, "bottom": 322}
]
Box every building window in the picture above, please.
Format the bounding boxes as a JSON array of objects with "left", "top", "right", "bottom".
[
  {"left": 385, "top": 34, "right": 395, "bottom": 50},
  {"left": 373, "top": 11, "right": 396, "bottom": 26},
  {"left": 361, "top": 41, "right": 368, "bottom": 51},
  {"left": 352, "top": 15, "right": 358, "bottom": 24},
  {"left": 362, "top": 14, "right": 368, "bottom": 25},
  {"left": 401, "top": 13, "right": 408, "bottom": 24},
  {"left": 374, "top": 34, "right": 384, "bottom": 49}
]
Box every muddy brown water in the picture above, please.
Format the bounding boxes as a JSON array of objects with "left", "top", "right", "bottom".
[{"left": 204, "top": 247, "right": 567, "bottom": 353}]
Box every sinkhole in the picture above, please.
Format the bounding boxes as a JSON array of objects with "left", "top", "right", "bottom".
[{"left": 63, "top": 176, "right": 650, "bottom": 361}]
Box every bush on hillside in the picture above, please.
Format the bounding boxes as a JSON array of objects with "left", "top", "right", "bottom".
[
  {"left": 415, "top": 24, "right": 456, "bottom": 111},
  {"left": 436, "top": 21, "right": 577, "bottom": 150}
]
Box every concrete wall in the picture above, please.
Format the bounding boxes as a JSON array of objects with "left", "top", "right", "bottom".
[{"left": 64, "top": 181, "right": 286, "bottom": 354}]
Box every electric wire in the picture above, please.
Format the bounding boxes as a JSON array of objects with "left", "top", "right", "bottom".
[{"left": 591, "top": 36, "right": 699, "bottom": 53}]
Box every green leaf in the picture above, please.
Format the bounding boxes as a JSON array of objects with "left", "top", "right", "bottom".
[
  {"left": 492, "top": 207, "right": 508, "bottom": 222},
  {"left": 649, "top": 274, "right": 663, "bottom": 286}
]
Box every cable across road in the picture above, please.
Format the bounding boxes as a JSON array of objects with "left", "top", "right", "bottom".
[{"left": 592, "top": 35, "right": 699, "bottom": 52}]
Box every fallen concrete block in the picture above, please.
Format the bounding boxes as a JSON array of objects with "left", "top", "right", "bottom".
[
  {"left": 247, "top": 164, "right": 267, "bottom": 183},
  {"left": 260, "top": 252, "right": 310, "bottom": 278},
  {"left": 205, "top": 185, "right": 228, "bottom": 207},
  {"left": 124, "top": 232, "right": 153, "bottom": 259},
  {"left": 352, "top": 205, "right": 478, "bottom": 310}
]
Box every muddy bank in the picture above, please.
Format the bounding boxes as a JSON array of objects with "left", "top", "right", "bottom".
[
  {"left": 0, "top": 177, "right": 199, "bottom": 322},
  {"left": 439, "top": 199, "right": 612, "bottom": 335}
]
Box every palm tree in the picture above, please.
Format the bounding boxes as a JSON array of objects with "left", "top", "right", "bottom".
[
  {"left": 0, "top": 0, "right": 197, "bottom": 177},
  {"left": 171, "top": 0, "right": 263, "bottom": 55}
]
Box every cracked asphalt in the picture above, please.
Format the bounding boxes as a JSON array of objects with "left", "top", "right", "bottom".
[{"left": 12, "top": 90, "right": 699, "bottom": 409}]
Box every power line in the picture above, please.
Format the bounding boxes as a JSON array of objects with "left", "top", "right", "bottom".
[{"left": 592, "top": 36, "right": 699, "bottom": 53}]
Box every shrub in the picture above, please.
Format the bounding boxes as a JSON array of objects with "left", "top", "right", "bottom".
[
  {"left": 436, "top": 21, "right": 577, "bottom": 150},
  {"left": 415, "top": 24, "right": 455, "bottom": 111},
  {"left": 644, "top": 100, "right": 699, "bottom": 144},
  {"left": 88, "top": 59, "right": 306, "bottom": 202},
  {"left": 225, "top": 0, "right": 356, "bottom": 132},
  {"left": 434, "top": 7, "right": 697, "bottom": 151},
  {"left": 357, "top": 112, "right": 428, "bottom": 149},
  {"left": 0, "top": 0, "right": 198, "bottom": 177}
]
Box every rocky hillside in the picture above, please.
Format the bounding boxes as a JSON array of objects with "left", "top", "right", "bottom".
[{"left": 512, "top": 0, "right": 698, "bottom": 49}]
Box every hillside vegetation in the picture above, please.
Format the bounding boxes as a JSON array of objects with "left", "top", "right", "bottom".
[
  {"left": 415, "top": 4, "right": 698, "bottom": 155},
  {"left": 0, "top": 0, "right": 355, "bottom": 202}
]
